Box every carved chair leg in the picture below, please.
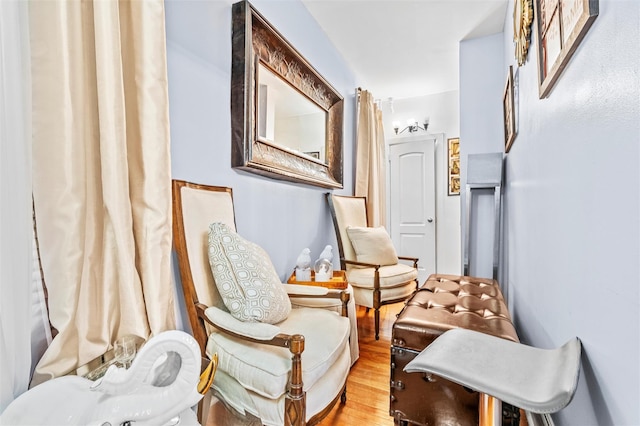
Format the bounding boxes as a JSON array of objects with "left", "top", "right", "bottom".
[
  {"left": 285, "top": 394, "right": 306, "bottom": 426},
  {"left": 373, "top": 286, "right": 381, "bottom": 340},
  {"left": 285, "top": 335, "right": 306, "bottom": 426}
]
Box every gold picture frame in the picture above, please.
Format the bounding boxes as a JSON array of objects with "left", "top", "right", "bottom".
[
  {"left": 534, "top": 0, "right": 598, "bottom": 98},
  {"left": 447, "top": 138, "right": 460, "bottom": 196},
  {"left": 504, "top": 66, "right": 516, "bottom": 153},
  {"left": 514, "top": 0, "right": 534, "bottom": 66}
]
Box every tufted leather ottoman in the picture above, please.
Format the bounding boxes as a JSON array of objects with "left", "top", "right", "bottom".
[{"left": 390, "top": 274, "right": 518, "bottom": 425}]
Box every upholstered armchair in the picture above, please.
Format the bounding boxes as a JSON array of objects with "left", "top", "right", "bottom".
[
  {"left": 172, "top": 180, "right": 352, "bottom": 426},
  {"left": 327, "top": 194, "right": 418, "bottom": 340}
]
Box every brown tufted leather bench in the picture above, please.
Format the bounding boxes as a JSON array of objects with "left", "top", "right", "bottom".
[{"left": 390, "top": 274, "right": 519, "bottom": 425}]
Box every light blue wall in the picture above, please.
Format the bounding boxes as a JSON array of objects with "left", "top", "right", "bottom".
[
  {"left": 164, "top": 0, "right": 357, "bottom": 284},
  {"left": 461, "top": 1, "right": 640, "bottom": 425},
  {"left": 459, "top": 33, "right": 505, "bottom": 280}
]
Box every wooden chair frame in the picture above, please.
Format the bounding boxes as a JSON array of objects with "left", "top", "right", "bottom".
[
  {"left": 172, "top": 180, "right": 350, "bottom": 426},
  {"left": 327, "top": 193, "right": 418, "bottom": 340}
]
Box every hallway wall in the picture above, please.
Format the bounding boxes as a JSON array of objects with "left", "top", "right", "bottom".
[
  {"left": 165, "top": 0, "right": 358, "bottom": 286},
  {"left": 460, "top": 1, "right": 640, "bottom": 424}
]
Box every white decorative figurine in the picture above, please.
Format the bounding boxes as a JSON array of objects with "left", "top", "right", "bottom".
[
  {"left": 314, "top": 245, "right": 334, "bottom": 282},
  {"left": 295, "top": 248, "right": 312, "bottom": 281},
  {"left": 0, "top": 330, "right": 210, "bottom": 426}
]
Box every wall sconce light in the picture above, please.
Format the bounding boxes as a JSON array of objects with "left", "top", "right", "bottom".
[{"left": 393, "top": 117, "right": 430, "bottom": 135}]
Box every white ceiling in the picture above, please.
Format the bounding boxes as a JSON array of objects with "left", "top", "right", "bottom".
[{"left": 301, "top": 0, "right": 509, "bottom": 101}]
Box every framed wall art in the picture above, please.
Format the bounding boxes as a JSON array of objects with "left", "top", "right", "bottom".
[
  {"left": 447, "top": 137, "right": 460, "bottom": 196},
  {"left": 514, "top": 0, "right": 534, "bottom": 66},
  {"left": 504, "top": 66, "right": 516, "bottom": 153},
  {"left": 534, "top": 0, "right": 598, "bottom": 98}
]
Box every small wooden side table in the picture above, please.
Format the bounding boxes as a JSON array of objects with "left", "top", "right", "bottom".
[{"left": 287, "top": 270, "right": 347, "bottom": 289}]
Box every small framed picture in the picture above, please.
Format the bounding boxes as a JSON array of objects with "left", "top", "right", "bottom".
[
  {"left": 503, "top": 66, "right": 516, "bottom": 153},
  {"left": 447, "top": 138, "right": 460, "bottom": 196}
]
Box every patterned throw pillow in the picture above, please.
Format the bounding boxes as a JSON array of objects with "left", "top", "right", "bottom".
[
  {"left": 207, "top": 222, "right": 291, "bottom": 324},
  {"left": 346, "top": 226, "right": 399, "bottom": 266}
]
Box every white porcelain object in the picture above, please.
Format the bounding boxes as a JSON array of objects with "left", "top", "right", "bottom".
[
  {"left": 0, "top": 330, "right": 203, "bottom": 426},
  {"left": 295, "top": 248, "right": 311, "bottom": 269},
  {"left": 314, "top": 258, "right": 333, "bottom": 282},
  {"left": 295, "top": 267, "right": 311, "bottom": 281},
  {"left": 295, "top": 247, "right": 312, "bottom": 281}
]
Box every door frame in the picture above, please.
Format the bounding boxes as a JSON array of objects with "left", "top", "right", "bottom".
[{"left": 386, "top": 134, "right": 439, "bottom": 282}]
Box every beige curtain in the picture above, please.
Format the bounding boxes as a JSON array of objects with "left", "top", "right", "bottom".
[
  {"left": 355, "top": 90, "right": 387, "bottom": 227},
  {"left": 29, "top": 0, "right": 174, "bottom": 384}
]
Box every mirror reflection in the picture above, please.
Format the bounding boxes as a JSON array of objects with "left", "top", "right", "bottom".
[{"left": 257, "top": 62, "right": 327, "bottom": 162}]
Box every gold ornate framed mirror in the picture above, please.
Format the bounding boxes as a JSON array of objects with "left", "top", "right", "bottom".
[{"left": 231, "top": 1, "right": 344, "bottom": 189}]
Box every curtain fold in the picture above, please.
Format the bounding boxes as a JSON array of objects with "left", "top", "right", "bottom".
[
  {"left": 29, "top": 0, "right": 174, "bottom": 385},
  {"left": 355, "top": 90, "right": 387, "bottom": 227},
  {"left": 0, "top": 0, "right": 34, "bottom": 411}
]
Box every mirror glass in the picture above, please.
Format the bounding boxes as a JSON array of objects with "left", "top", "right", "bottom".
[{"left": 257, "top": 63, "right": 327, "bottom": 162}]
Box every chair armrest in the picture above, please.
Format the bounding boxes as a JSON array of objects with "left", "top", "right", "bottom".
[
  {"left": 343, "top": 258, "right": 381, "bottom": 269},
  {"left": 398, "top": 256, "right": 419, "bottom": 268},
  {"left": 203, "top": 306, "right": 280, "bottom": 340},
  {"left": 195, "top": 303, "right": 296, "bottom": 348}
]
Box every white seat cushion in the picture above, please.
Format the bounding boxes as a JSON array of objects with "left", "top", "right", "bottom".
[
  {"left": 346, "top": 263, "right": 417, "bottom": 289},
  {"left": 352, "top": 281, "right": 417, "bottom": 308},
  {"left": 206, "top": 307, "right": 350, "bottom": 400},
  {"left": 212, "top": 346, "right": 352, "bottom": 426},
  {"left": 291, "top": 284, "right": 360, "bottom": 366}
]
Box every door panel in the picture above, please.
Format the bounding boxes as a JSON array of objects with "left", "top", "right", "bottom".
[{"left": 389, "top": 139, "right": 436, "bottom": 283}]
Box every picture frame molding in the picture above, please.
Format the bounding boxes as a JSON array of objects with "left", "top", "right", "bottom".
[
  {"left": 504, "top": 66, "right": 516, "bottom": 153},
  {"left": 447, "top": 137, "right": 460, "bottom": 196},
  {"left": 230, "top": 0, "right": 344, "bottom": 189},
  {"left": 534, "top": 0, "right": 599, "bottom": 98},
  {"left": 514, "top": 0, "right": 534, "bottom": 66}
]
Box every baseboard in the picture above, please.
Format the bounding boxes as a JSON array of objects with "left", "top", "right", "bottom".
[{"left": 526, "top": 411, "right": 555, "bottom": 426}]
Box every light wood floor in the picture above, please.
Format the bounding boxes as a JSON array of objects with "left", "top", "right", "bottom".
[
  {"left": 317, "top": 303, "right": 403, "bottom": 426},
  {"left": 205, "top": 302, "right": 405, "bottom": 426}
]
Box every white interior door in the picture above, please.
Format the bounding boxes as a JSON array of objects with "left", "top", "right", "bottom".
[{"left": 388, "top": 137, "right": 437, "bottom": 284}]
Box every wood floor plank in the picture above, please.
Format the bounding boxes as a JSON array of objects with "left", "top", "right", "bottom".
[{"left": 317, "top": 303, "right": 405, "bottom": 426}]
